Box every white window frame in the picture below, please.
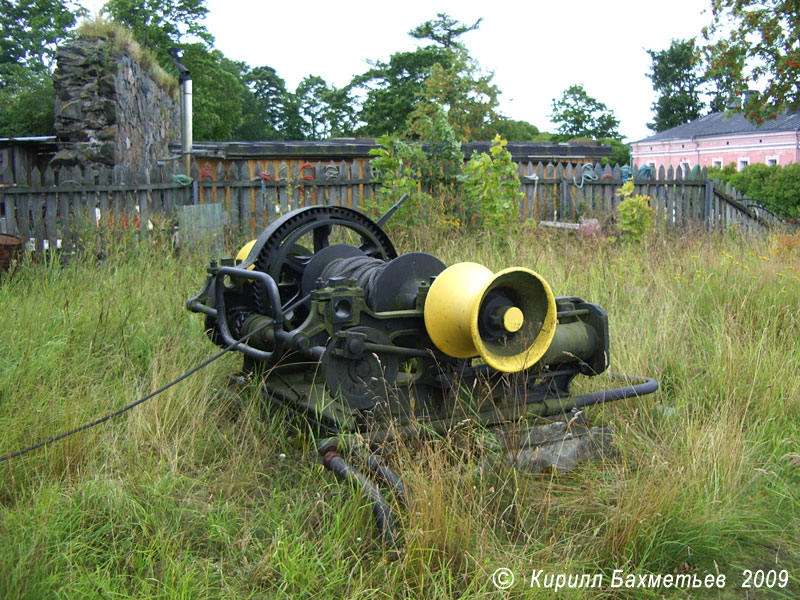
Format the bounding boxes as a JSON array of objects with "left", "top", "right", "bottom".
[
  {"left": 738, "top": 158, "right": 750, "bottom": 171},
  {"left": 766, "top": 155, "right": 779, "bottom": 166},
  {"left": 712, "top": 158, "right": 723, "bottom": 168}
]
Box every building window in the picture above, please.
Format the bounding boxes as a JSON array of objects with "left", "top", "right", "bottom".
[
  {"left": 766, "top": 156, "right": 779, "bottom": 166},
  {"left": 680, "top": 162, "right": 690, "bottom": 176},
  {"left": 712, "top": 158, "right": 723, "bottom": 169},
  {"left": 738, "top": 158, "right": 749, "bottom": 171}
]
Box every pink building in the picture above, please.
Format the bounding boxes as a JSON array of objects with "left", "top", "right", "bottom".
[{"left": 631, "top": 110, "right": 800, "bottom": 173}]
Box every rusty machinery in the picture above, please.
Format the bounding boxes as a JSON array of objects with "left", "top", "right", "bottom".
[{"left": 187, "top": 204, "right": 657, "bottom": 545}]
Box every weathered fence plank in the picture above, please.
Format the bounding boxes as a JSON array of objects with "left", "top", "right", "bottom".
[
  {"left": 254, "top": 161, "right": 266, "bottom": 231},
  {"left": 45, "top": 167, "right": 57, "bottom": 249},
  {"left": 30, "top": 167, "right": 45, "bottom": 251}
]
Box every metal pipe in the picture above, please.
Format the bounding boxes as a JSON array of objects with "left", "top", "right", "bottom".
[
  {"left": 182, "top": 78, "right": 192, "bottom": 174},
  {"left": 212, "top": 267, "right": 283, "bottom": 361},
  {"left": 169, "top": 49, "right": 192, "bottom": 175}
]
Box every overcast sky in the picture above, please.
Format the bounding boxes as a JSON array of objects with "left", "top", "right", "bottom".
[{"left": 83, "top": 0, "right": 714, "bottom": 142}]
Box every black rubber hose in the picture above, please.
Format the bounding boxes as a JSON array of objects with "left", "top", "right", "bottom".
[
  {"left": 554, "top": 375, "right": 659, "bottom": 414},
  {"left": 365, "top": 453, "right": 408, "bottom": 507},
  {"left": 319, "top": 443, "right": 399, "bottom": 548}
]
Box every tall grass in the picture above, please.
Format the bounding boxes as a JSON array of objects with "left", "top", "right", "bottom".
[{"left": 0, "top": 223, "right": 798, "bottom": 598}]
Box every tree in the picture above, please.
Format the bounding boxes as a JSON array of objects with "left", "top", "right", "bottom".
[
  {"left": 102, "top": 0, "right": 213, "bottom": 67},
  {"left": 0, "top": 0, "right": 84, "bottom": 136},
  {"left": 599, "top": 138, "right": 631, "bottom": 166},
  {"left": 491, "top": 118, "right": 540, "bottom": 142},
  {"left": 294, "top": 76, "right": 357, "bottom": 139},
  {"left": 408, "top": 12, "right": 481, "bottom": 50},
  {"left": 0, "top": 0, "right": 83, "bottom": 74},
  {"left": 647, "top": 38, "right": 706, "bottom": 131},
  {"left": 234, "top": 65, "right": 290, "bottom": 140},
  {"left": 406, "top": 49, "right": 500, "bottom": 141},
  {"left": 180, "top": 44, "right": 245, "bottom": 141},
  {"left": 549, "top": 84, "right": 621, "bottom": 141},
  {"left": 0, "top": 69, "right": 56, "bottom": 135},
  {"left": 352, "top": 13, "right": 494, "bottom": 138},
  {"left": 702, "top": 0, "right": 800, "bottom": 121},
  {"left": 352, "top": 47, "right": 453, "bottom": 137}
]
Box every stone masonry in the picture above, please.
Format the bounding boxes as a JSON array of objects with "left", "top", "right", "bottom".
[{"left": 51, "top": 38, "right": 180, "bottom": 173}]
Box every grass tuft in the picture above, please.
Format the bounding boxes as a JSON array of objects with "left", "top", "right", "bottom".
[{"left": 77, "top": 17, "right": 179, "bottom": 98}]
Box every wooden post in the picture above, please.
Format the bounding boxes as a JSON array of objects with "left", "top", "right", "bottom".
[{"left": 703, "top": 180, "right": 713, "bottom": 232}]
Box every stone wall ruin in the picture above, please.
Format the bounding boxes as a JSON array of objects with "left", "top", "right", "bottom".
[{"left": 51, "top": 37, "right": 180, "bottom": 173}]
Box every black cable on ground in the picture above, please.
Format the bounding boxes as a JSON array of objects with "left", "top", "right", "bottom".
[{"left": 0, "top": 321, "right": 271, "bottom": 463}]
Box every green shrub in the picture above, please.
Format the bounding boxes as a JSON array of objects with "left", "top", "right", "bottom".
[
  {"left": 616, "top": 180, "right": 655, "bottom": 242},
  {"left": 710, "top": 163, "right": 800, "bottom": 214},
  {"left": 461, "top": 135, "right": 522, "bottom": 229}
]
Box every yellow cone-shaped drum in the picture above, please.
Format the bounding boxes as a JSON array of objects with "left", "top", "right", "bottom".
[
  {"left": 235, "top": 239, "right": 257, "bottom": 268},
  {"left": 423, "top": 262, "right": 557, "bottom": 373}
]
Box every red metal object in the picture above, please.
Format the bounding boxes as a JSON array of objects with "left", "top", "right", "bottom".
[
  {"left": 199, "top": 162, "right": 214, "bottom": 181},
  {"left": 300, "top": 163, "right": 317, "bottom": 205}
]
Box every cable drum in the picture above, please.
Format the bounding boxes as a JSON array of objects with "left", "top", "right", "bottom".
[
  {"left": 320, "top": 253, "right": 447, "bottom": 312},
  {"left": 321, "top": 256, "right": 390, "bottom": 308}
]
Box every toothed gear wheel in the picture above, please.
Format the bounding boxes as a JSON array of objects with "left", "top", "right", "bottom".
[
  {"left": 229, "top": 309, "right": 251, "bottom": 340},
  {"left": 250, "top": 206, "right": 397, "bottom": 327}
]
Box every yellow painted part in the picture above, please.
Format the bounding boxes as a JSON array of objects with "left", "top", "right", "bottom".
[
  {"left": 424, "top": 263, "right": 557, "bottom": 373},
  {"left": 424, "top": 262, "right": 492, "bottom": 358},
  {"left": 503, "top": 306, "right": 524, "bottom": 332},
  {"left": 471, "top": 267, "right": 557, "bottom": 373},
  {"left": 235, "top": 239, "right": 257, "bottom": 270}
]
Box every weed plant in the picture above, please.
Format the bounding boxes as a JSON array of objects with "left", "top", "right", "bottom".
[{"left": 0, "top": 221, "right": 798, "bottom": 598}]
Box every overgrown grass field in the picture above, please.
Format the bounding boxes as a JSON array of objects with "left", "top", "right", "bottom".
[{"left": 1, "top": 224, "right": 798, "bottom": 599}]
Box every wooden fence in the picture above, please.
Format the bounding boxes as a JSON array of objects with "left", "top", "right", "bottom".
[
  {"left": 0, "top": 159, "right": 792, "bottom": 252},
  {"left": 518, "top": 162, "right": 787, "bottom": 233}
]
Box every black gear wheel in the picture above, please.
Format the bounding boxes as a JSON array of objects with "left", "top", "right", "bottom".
[{"left": 250, "top": 206, "right": 397, "bottom": 328}]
